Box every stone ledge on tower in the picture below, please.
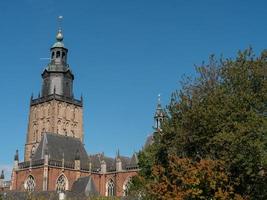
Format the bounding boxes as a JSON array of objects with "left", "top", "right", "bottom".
[{"left": 30, "top": 93, "right": 83, "bottom": 107}]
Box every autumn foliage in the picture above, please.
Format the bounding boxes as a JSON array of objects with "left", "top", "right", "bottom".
[{"left": 148, "top": 156, "right": 245, "bottom": 200}]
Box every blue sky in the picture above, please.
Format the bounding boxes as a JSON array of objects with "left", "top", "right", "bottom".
[{"left": 1, "top": 0, "right": 267, "bottom": 179}]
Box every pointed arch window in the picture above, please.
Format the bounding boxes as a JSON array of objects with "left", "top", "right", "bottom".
[
  {"left": 106, "top": 179, "right": 115, "bottom": 196},
  {"left": 123, "top": 178, "right": 132, "bottom": 196},
  {"left": 56, "top": 174, "right": 68, "bottom": 192},
  {"left": 24, "top": 175, "right": 35, "bottom": 192}
]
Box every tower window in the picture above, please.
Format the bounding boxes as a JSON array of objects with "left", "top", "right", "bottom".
[
  {"left": 62, "top": 52, "right": 66, "bottom": 59},
  {"left": 51, "top": 52, "right": 55, "bottom": 59},
  {"left": 56, "top": 51, "right": 60, "bottom": 58}
]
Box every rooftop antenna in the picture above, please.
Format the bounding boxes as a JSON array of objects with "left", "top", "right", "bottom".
[
  {"left": 158, "top": 93, "right": 161, "bottom": 104},
  {"left": 58, "top": 15, "right": 63, "bottom": 31}
]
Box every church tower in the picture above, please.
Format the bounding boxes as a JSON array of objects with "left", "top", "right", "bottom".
[{"left": 24, "top": 28, "right": 84, "bottom": 161}]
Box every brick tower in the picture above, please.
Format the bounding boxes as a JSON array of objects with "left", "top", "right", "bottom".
[{"left": 24, "top": 28, "right": 83, "bottom": 161}]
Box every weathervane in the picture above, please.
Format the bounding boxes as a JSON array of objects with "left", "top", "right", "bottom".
[
  {"left": 58, "top": 15, "right": 63, "bottom": 31},
  {"left": 158, "top": 93, "right": 161, "bottom": 104}
]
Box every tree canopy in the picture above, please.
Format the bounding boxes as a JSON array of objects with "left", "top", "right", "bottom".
[{"left": 130, "top": 48, "right": 267, "bottom": 200}]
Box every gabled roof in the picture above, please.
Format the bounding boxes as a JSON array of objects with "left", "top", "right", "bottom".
[
  {"left": 88, "top": 153, "right": 115, "bottom": 172},
  {"left": 88, "top": 153, "right": 138, "bottom": 172},
  {"left": 144, "top": 134, "right": 154, "bottom": 149},
  {"left": 33, "top": 133, "right": 88, "bottom": 169},
  {"left": 130, "top": 153, "right": 138, "bottom": 166},
  {"left": 71, "top": 176, "right": 99, "bottom": 197}
]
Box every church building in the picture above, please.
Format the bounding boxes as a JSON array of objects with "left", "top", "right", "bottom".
[{"left": 8, "top": 27, "right": 140, "bottom": 197}]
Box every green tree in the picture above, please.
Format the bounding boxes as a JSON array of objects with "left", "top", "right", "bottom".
[{"left": 131, "top": 48, "right": 267, "bottom": 199}]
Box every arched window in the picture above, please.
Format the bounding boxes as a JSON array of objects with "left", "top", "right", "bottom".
[
  {"left": 51, "top": 52, "right": 55, "bottom": 59},
  {"left": 56, "top": 51, "right": 60, "bottom": 58},
  {"left": 106, "top": 179, "right": 115, "bottom": 196},
  {"left": 24, "top": 175, "right": 35, "bottom": 192},
  {"left": 62, "top": 52, "right": 66, "bottom": 59},
  {"left": 56, "top": 174, "right": 68, "bottom": 192},
  {"left": 123, "top": 178, "right": 132, "bottom": 196}
]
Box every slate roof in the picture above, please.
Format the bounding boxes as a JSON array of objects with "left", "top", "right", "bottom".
[
  {"left": 71, "top": 176, "right": 99, "bottom": 197},
  {"left": 31, "top": 133, "right": 138, "bottom": 172},
  {"left": 33, "top": 133, "right": 89, "bottom": 169},
  {"left": 88, "top": 153, "right": 114, "bottom": 172},
  {"left": 89, "top": 153, "right": 138, "bottom": 172},
  {"left": 129, "top": 153, "right": 138, "bottom": 166}
]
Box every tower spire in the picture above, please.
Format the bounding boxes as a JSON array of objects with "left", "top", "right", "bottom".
[
  {"left": 154, "top": 94, "right": 165, "bottom": 131},
  {"left": 41, "top": 16, "right": 74, "bottom": 98}
]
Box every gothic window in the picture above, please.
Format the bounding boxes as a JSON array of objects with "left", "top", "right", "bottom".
[
  {"left": 24, "top": 175, "right": 35, "bottom": 192},
  {"left": 106, "top": 179, "right": 115, "bottom": 196},
  {"left": 56, "top": 51, "right": 60, "bottom": 58},
  {"left": 56, "top": 174, "right": 68, "bottom": 192},
  {"left": 123, "top": 178, "right": 132, "bottom": 196}
]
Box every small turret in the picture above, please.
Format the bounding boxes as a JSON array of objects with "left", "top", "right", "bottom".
[
  {"left": 0, "top": 170, "right": 4, "bottom": 188},
  {"left": 0, "top": 170, "right": 4, "bottom": 180},
  {"left": 116, "top": 149, "right": 122, "bottom": 172},
  {"left": 13, "top": 150, "right": 19, "bottom": 171},
  {"left": 100, "top": 160, "right": 106, "bottom": 173},
  {"left": 14, "top": 149, "right": 19, "bottom": 161}
]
